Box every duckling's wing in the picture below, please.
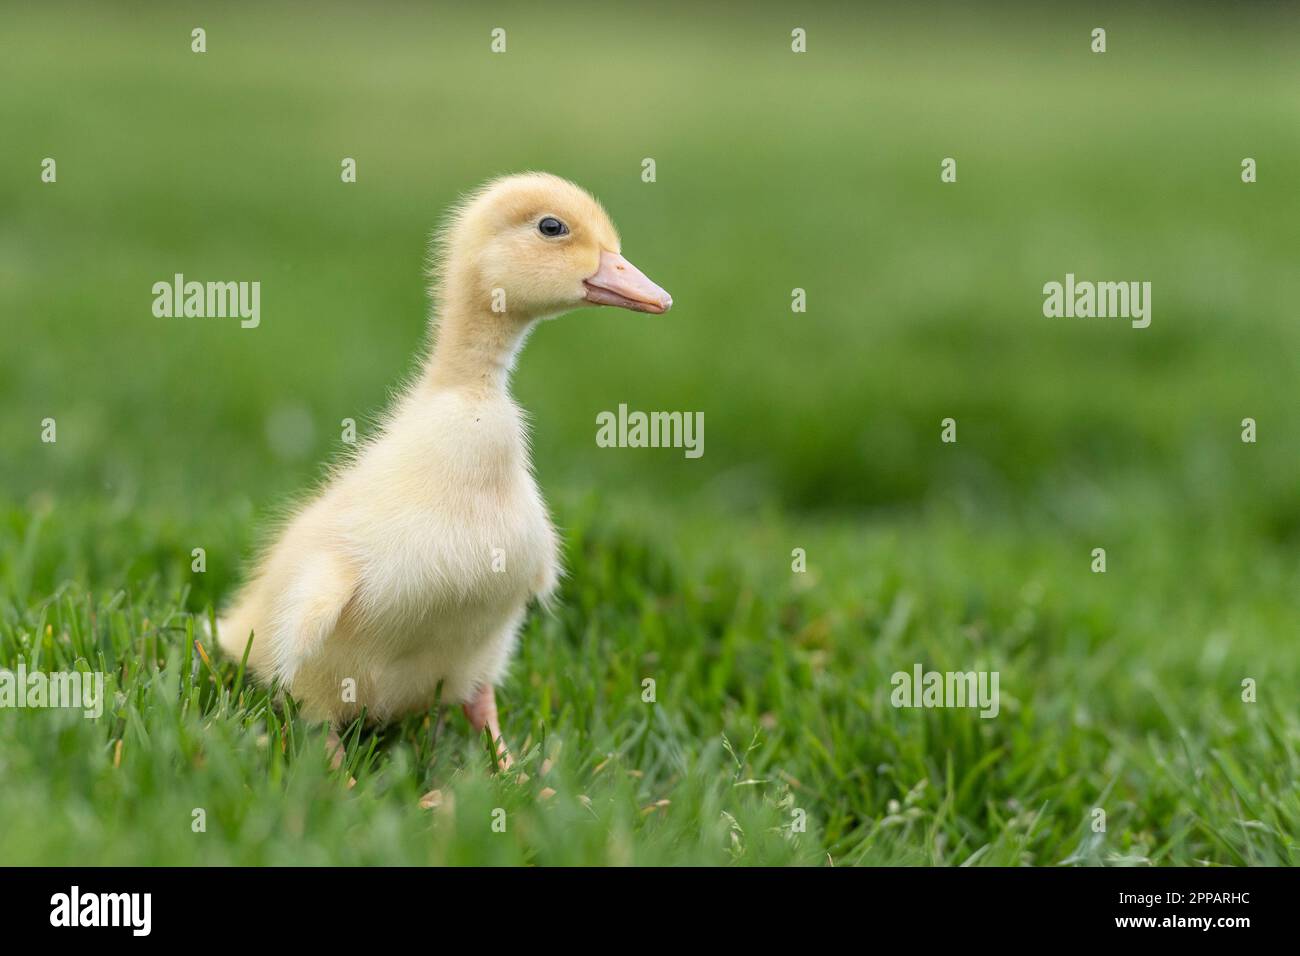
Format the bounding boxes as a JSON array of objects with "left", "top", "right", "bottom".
[{"left": 269, "top": 551, "right": 357, "bottom": 686}]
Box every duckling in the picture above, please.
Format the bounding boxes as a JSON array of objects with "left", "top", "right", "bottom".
[{"left": 216, "top": 172, "right": 671, "bottom": 767}]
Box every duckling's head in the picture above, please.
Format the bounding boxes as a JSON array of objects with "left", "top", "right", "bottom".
[{"left": 434, "top": 172, "right": 672, "bottom": 321}]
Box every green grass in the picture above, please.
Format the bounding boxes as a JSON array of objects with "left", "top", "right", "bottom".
[
  {"left": 2, "top": 495, "right": 1297, "bottom": 865},
  {"left": 1, "top": 2, "right": 1297, "bottom": 865}
]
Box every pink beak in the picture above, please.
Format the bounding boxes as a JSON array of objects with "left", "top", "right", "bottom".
[{"left": 583, "top": 250, "right": 673, "bottom": 314}]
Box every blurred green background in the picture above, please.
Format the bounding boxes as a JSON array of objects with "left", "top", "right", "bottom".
[
  {"left": 4, "top": 2, "right": 1297, "bottom": 526},
  {"left": 0, "top": 2, "right": 1297, "bottom": 865}
]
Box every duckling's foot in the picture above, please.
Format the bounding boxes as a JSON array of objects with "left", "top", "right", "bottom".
[{"left": 463, "top": 684, "right": 513, "bottom": 772}]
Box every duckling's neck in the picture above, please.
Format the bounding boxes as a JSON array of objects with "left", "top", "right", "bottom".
[{"left": 423, "top": 299, "right": 532, "bottom": 396}]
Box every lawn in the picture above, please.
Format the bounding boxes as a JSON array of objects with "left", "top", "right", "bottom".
[{"left": 0, "top": 1, "right": 1297, "bottom": 865}]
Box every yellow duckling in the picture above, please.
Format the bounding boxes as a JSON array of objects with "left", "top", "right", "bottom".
[{"left": 217, "top": 172, "right": 671, "bottom": 766}]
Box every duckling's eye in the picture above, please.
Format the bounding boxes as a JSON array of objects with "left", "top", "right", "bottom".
[{"left": 538, "top": 216, "right": 568, "bottom": 238}]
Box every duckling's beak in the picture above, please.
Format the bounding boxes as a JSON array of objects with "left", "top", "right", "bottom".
[{"left": 583, "top": 251, "right": 673, "bottom": 314}]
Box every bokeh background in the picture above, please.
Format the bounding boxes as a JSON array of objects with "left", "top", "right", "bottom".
[{"left": 0, "top": 2, "right": 1297, "bottom": 865}]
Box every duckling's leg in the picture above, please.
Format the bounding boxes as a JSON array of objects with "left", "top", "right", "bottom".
[
  {"left": 463, "top": 683, "right": 513, "bottom": 771},
  {"left": 325, "top": 728, "right": 345, "bottom": 771},
  {"left": 324, "top": 727, "right": 358, "bottom": 789}
]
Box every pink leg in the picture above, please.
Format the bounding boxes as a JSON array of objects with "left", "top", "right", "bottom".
[
  {"left": 326, "top": 728, "right": 345, "bottom": 771},
  {"left": 326, "top": 728, "right": 356, "bottom": 788},
  {"left": 462, "top": 683, "right": 513, "bottom": 771}
]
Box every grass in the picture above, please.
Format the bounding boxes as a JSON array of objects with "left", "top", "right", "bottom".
[
  {"left": 2, "top": 495, "right": 1297, "bottom": 865},
  {"left": 1, "top": 2, "right": 1298, "bottom": 865}
]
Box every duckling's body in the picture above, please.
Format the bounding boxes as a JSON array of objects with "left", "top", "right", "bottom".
[
  {"left": 216, "top": 172, "right": 671, "bottom": 751},
  {"left": 221, "top": 384, "right": 556, "bottom": 724}
]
